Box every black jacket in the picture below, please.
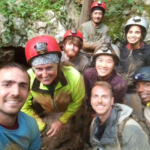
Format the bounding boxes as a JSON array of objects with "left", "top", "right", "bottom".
[{"left": 116, "top": 42, "right": 150, "bottom": 91}]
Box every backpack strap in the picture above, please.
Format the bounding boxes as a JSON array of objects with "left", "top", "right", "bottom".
[
  {"left": 118, "top": 115, "right": 150, "bottom": 146},
  {"left": 131, "top": 115, "right": 150, "bottom": 144},
  {"left": 117, "top": 117, "right": 130, "bottom": 147}
]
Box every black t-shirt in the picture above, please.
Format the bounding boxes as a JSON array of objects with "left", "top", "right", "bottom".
[{"left": 95, "top": 120, "right": 106, "bottom": 140}]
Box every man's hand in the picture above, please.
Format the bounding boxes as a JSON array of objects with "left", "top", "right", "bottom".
[{"left": 46, "top": 120, "right": 63, "bottom": 137}]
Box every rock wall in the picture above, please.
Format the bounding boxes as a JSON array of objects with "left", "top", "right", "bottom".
[
  {"left": 0, "top": 0, "right": 80, "bottom": 47},
  {"left": 0, "top": 0, "right": 150, "bottom": 63}
]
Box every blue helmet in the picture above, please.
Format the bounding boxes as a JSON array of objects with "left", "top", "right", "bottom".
[{"left": 133, "top": 66, "right": 150, "bottom": 82}]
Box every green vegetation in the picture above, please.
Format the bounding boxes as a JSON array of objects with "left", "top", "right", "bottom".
[
  {"left": 0, "top": 0, "right": 66, "bottom": 43},
  {"left": 0, "top": 0, "right": 149, "bottom": 44},
  {"left": 102, "top": 0, "right": 146, "bottom": 42},
  {"left": 0, "top": 0, "right": 66, "bottom": 19},
  {"left": 74, "top": 0, "right": 82, "bottom": 15}
]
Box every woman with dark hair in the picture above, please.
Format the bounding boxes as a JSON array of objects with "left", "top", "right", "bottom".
[{"left": 116, "top": 16, "right": 150, "bottom": 118}]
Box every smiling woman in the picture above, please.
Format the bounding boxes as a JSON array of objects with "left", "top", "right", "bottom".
[
  {"left": 126, "top": 26, "right": 142, "bottom": 49},
  {"left": 116, "top": 16, "right": 150, "bottom": 118},
  {"left": 21, "top": 35, "right": 86, "bottom": 149},
  {"left": 33, "top": 63, "right": 58, "bottom": 85}
]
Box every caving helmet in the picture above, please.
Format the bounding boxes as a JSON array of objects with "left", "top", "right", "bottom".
[
  {"left": 25, "top": 35, "right": 61, "bottom": 66},
  {"left": 63, "top": 29, "right": 83, "bottom": 41},
  {"left": 125, "top": 16, "right": 148, "bottom": 40},
  {"left": 92, "top": 36, "right": 120, "bottom": 66},
  {"left": 91, "top": 1, "right": 106, "bottom": 14},
  {"left": 133, "top": 66, "right": 150, "bottom": 82}
]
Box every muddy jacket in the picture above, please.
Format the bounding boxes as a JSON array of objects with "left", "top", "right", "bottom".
[
  {"left": 116, "top": 42, "right": 150, "bottom": 92},
  {"left": 83, "top": 68, "right": 127, "bottom": 112},
  {"left": 21, "top": 65, "right": 85, "bottom": 131},
  {"left": 61, "top": 51, "right": 90, "bottom": 74},
  {"left": 79, "top": 20, "right": 109, "bottom": 56},
  {"left": 90, "top": 104, "right": 150, "bottom": 150}
]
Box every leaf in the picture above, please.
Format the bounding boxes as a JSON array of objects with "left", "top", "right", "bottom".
[
  {"left": 20, "top": 11, "right": 26, "bottom": 17},
  {"left": 127, "top": 0, "right": 134, "bottom": 4},
  {"left": 19, "top": 3, "right": 25, "bottom": 7}
]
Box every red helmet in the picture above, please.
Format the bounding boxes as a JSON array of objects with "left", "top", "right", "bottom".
[
  {"left": 91, "top": 1, "right": 106, "bottom": 13},
  {"left": 63, "top": 29, "right": 83, "bottom": 41},
  {"left": 25, "top": 35, "right": 61, "bottom": 63}
]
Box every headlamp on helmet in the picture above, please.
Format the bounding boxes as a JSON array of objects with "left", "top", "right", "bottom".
[
  {"left": 70, "top": 29, "right": 77, "bottom": 34},
  {"left": 92, "top": 37, "right": 120, "bottom": 66},
  {"left": 35, "top": 42, "right": 48, "bottom": 55},
  {"left": 94, "top": 44, "right": 117, "bottom": 58},
  {"left": 133, "top": 16, "right": 141, "bottom": 22},
  {"left": 124, "top": 16, "right": 148, "bottom": 40},
  {"left": 25, "top": 35, "right": 61, "bottom": 63},
  {"left": 134, "top": 73, "right": 150, "bottom": 81},
  {"left": 63, "top": 29, "right": 83, "bottom": 41},
  {"left": 97, "top": 1, "right": 102, "bottom": 5},
  {"left": 90, "top": 1, "right": 106, "bottom": 13},
  {"left": 100, "top": 46, "right": 109, "bottom": 52},
  {"left": 133, "top": 67, "right": 150, "bottom": 82}
]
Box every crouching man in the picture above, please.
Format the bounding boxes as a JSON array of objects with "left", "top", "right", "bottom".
[
  {"left": 90, "top": 81, "right": 150, "bottom": 150},
  {"left": 0, "top": 62, "right": 41, "bottom": 150}
]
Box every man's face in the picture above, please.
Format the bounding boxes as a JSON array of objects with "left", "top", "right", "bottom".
[
  {"left": 91, "top": 10, "right": 103, "bottom": 25},
  {"left": 136, "top": 81, "right": 150, "bottom": 104},
  {"left": 33, "top": 63, "right": 58, "bottom": 85},
  {"left": 63, "top": 40, "right": 80, "bottom": 59},
  {"left": 91, "top": 85, "right": 114, "bottom": 116},
  {"left": 0, "top": 67, "right": 29, "bottom": 116},
  {"left": 96, "top": 55, "right": 115, "bottom": 78}
]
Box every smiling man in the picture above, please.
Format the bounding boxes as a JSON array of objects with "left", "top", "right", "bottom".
[
  {"left": 133, "top": 67, "right": 150, "bottom": 105},
  {"left": 79, "top": 1, "right": 109, "bottom": 58},
  {"left": 90, "top": 81, "right": 150, "bottom": 150},
  {"left": 83, "top": 37, "right": 127, "bottom": 119},
  {"left": 0, "top": 62, "right": 41, "bottom": 150},
  {"left": 133, "top": 66, "right": 150, "bottom": 129}
]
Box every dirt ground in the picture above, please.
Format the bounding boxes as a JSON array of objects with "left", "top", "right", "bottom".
[{"left": 40, "top": 111, "right": 91, "bottom": 150}]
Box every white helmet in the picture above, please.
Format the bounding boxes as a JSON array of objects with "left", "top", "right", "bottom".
[
  {"left": 93, "top": 37, "right": 120, "bottom": 66},
  {"left": 125, "top": 16, "right": 148, "bottom": 39}
]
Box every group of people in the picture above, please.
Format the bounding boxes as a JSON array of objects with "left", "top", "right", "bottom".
[{"left": 1, "top": 1, "right": 150, "bottom": 150}]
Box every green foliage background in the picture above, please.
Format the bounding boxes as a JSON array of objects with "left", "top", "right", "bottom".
[
  {"left": 0, "top": 0, "right": 67, "bottom": 43},
  {"left": 102, "top": 0, "right": 150, "bottom": 42},
  {"left": 0, "top": 0, "right": 66, "bottom": 18},
  {"left": 0, "top": 0, "right": 150, "bottom": 44}
]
